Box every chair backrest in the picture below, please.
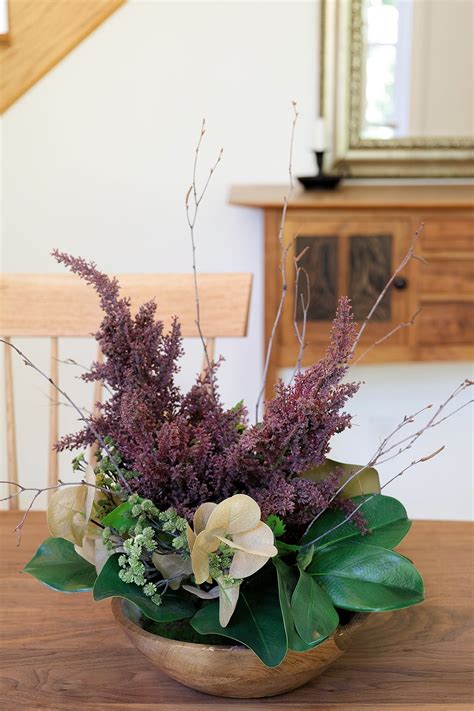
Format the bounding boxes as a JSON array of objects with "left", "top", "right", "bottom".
[{"left": 1, "top": 273, "right": 252, "bottom": 509}]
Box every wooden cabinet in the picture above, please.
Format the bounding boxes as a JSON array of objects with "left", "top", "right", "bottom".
[{"left": 229, "top": 185, "right": 474, "bottom": 397}]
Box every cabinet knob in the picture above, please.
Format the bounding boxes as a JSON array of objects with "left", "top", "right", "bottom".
[{"left": 393, "top": 276, "right": 408, "bottom": 290}]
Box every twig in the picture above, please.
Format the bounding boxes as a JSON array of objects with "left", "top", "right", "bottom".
[
  {"left": 185, "top": 118, "right": 223, "bottom": 392},
  {"left": 300, "top": 379, "right": 473, "bottom": 542},
  {"left": 0, "top": 339, "right": 131, "bottom": 494},
  {"left": 255, "top": 101, "right": 299, "bottom": 421},
  {"left": 301, "top": 446, "right": 445, "bottom": 549},
  {"left": 0, "top": 478, "right": 110, "bottom": 543},
  {"left": 352, "top": 308, "right": 422, "bottom": 367},
  {"left": 350, "top": 223, "right": 424, "bottom": 358},
  {"left": 290, "top": 247, "right": 311, "bottom": 383}
]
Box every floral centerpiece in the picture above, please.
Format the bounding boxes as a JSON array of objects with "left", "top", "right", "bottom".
[
  {"left": 9, "top": 249, "right": 470, "bottom": 684},
  {"left": 3, "top": 120, "right": 472, "bottom": 698}
]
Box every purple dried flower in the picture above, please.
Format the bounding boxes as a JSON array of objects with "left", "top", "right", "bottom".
[{"left": 54, "top": 252, "right": 360, "bottom": 534}]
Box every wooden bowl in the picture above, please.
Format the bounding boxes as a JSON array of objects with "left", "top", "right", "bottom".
[{"left": 112, "top": 598, "right": 368, "bottom": 698}]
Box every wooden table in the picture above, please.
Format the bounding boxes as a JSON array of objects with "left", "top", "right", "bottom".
[{"left": 1, "top": 512, "right": 473, "bottom": 710}]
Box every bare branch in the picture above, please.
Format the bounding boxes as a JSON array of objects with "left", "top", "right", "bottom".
[
  {"left": 0, "top": 478, "right": 109, "bottom": 544},
  {"left": 352, "top": 308, "right": 422, "bottom": 366},
  {"left": 300, "top": 379, "right": 473, "bottom": 542},
  {"left": 185, "top": 118, "right": 223, "bottom": 391},
  {"left": 0, "top": 339, "right": 131, "bottom": 493},
  {"left": 255, "top": 101, "right": 299, "bottom": 421},
  {"left": 301, "top": 446, "right": 446, "bottom": 549},
  {"left": 351, "top": 223, "right": 424, "bottom": 358},
  {"left": 290, "top": 250, "right": 311, "bottom": 383}
]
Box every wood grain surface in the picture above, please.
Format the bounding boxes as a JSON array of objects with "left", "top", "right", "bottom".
[
  {"left": 1, "top": 513, "right": 473, "bottom": 710},
  {"left": 0, "top": 273, "right": 253, "bottom": 338}
]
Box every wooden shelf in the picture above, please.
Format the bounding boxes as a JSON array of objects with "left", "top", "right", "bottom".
[{"left": 229, "top": 183, "right": 474, "bottom": 210}]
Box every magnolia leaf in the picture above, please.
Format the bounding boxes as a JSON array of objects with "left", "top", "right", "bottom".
[
  {"left": 291, "top": 568, "right": 339, "bottom": 644},
  {"left": 193, "top": 502, "right": 217, "bottom": 535},
  {"left": 192, "top": 531, "right": 220, "bottom": 585},
  {"left": 186, "top": 523, "right": 196, "bottom": 551},
  {"left": 94, "top": 537, "right": 111, "bottom": 574},
  {"left": 217, "top": 578, "right": 241, "bottom": 627},
  {"left": 47, "top": 485, "right": 88, "bottom": 546},
  {"left": 75, "top": 534, "right": 111, "bottom": 574},
  {"left": 94, "top": 555, "right": 195, "bottom": 621},
  {"left": 152, "top": 552, "right": 192, "bottom": 590},
  {"left": 182, "top": 584, "right": 220, "bottom": 600},
  {"left": 23, "top": 537, "right": 96, "bottom": 592},
  {"left": 302, "top": 458, "right": 380, "bottom": 499},
  {"left": 301, "top": 495, "right": 411, "bottom": 550},
  {"left": 297, "top": 544, "right": 314, "bottom": 571},
  {"left": 191, "top": 565, "right": 287, "bottom": 667},
  {"left": 74, "top": 536, "right": 96, "bottom": 567},
  {"left": 206, "top": 494, "right": 261, "bottom": 535},
  {"left": 273, "top": 557, "right": 314, "bottom": 652},
  {"left": 309, "top": 542, "right": 424, "bottom": 612},
  {"left": 229, "top": 549, "right": 270, "bottom": 579}
]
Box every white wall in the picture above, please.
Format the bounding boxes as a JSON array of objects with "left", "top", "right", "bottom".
[{"left": 1, "top": 1, "right": 472, "bottom": 519}]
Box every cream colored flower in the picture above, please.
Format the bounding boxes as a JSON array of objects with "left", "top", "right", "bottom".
[
  {"left": 47, "top": 465, "right": 96, "bottom": 546},
  {"left": 187, "top": 494, "right": 277, "bottom": 626},
  {"left": 74, "top": 531, "right": 110, "bottom": 574},
  {"left": 152, "top": 552, "right": 192, "bottom": 590}
]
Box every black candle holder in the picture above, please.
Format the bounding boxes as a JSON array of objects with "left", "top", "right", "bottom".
[{"left": 297, "top": 150, "right": 342, "bottom": 191}]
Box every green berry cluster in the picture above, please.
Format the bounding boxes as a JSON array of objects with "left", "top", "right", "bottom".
[
  {"left": 208, "top": 541, "right": 237, "bottom": 585},
  {"left": 103, "top": 494, "right": 191, "bottom": 607},
  {"left": 157, "top": 508, "right": 189, "bottom": 554}
]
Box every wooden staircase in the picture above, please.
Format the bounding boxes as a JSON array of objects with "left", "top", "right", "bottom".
[{"left": 0, "top": 0, "right": 125, "bottom": 113}]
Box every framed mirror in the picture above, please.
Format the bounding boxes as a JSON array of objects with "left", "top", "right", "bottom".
[{"left": 321, "top": 0, "right": 474, "bottom": 177}]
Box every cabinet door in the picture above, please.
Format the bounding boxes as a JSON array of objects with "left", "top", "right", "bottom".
[{"left": 280, "top": 217, "right": 414, "bottom": 368}]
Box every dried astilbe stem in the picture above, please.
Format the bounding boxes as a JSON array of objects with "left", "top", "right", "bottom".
[
  {"left": 0, "top": 339, "right": 131, "bottom": 494},
  {"left": 255, "top": 100, "right": 299, "bottom": 421},
  {"left": 185, "top": 118, "right": 223, "bottom": 393}
]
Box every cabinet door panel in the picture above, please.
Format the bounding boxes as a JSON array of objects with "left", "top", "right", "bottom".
[
  {"left": 295, "top": 236, "right": 338, "bottom": 321},
  {"left": 281, "top": 218, "right": 412, "bottom": 368},
  {"left": 349, "top": 234, "right": 392, "bottom": 321}
]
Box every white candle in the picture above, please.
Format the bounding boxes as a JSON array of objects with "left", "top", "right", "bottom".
[{"left": 313, "top": 118, "right": 326, "bottom": 152}]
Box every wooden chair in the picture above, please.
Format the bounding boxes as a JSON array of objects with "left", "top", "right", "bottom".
[{"left": 1, "top": 272, "right": 252, "bottom": 510}]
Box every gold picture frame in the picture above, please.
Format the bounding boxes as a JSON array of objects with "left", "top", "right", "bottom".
[{"left": 320, "top": 0, "right": 474, "bottom": 177}]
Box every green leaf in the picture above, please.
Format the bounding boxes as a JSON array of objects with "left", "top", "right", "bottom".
[
  {"left": 275, "top": 540, "right": 301, "bottom": 555},
  {"left": 273, "top": 558, "right": 314, "bottom": 652},
  {"left": 23, "top": 537, "right": 97, "bottom": 592},
  {"left": 301, "top": 495, "right": 411, "bottom": 550},
  {"left": 291, "top": 568, "right": 339, "bottom": 645},
  {"left": 309, "top": 542, "right": 424, "bottom": 612},
  {"left": 302, "top": 458, "right": 380, "bottom": 499},
  {"left": 93, "top": 555, "right": 194, "bottom": 622},
  {"left": 191, "top": 565, "right": 287, "bottom": 667},
  {"left": 266, "top": 514, "right": 286, "bottom": 538},
  {"left": 101, "top": 501, "right": 138, "bottom": 533}
]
